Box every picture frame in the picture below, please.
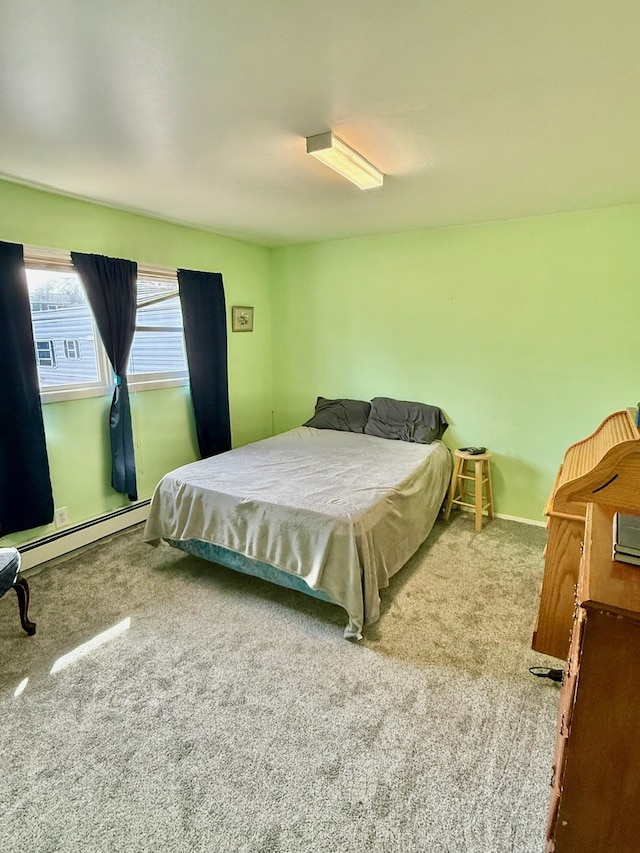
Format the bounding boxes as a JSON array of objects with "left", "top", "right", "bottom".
[{"left": 231, "top": 305, "right": 254, "bottom": 332}]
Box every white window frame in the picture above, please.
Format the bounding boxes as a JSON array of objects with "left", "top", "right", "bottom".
[{"left": 24, "top": 246, "right": 189, "bottom": 404}]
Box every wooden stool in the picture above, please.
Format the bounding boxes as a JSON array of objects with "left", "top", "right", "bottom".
[{"left": 444, "top": 449, "right": 493, "bottom": 531}]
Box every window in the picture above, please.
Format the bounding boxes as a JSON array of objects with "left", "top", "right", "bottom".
[
  {"left": 27, "top": 269, "right": 102, "bottom": 395},
  {"left": 64, "top": 339, "right": 81, "bottom": 360},
  {"left": 25, "top": 250, "right": 189, "bottom": 403},
  {"left": 36, "top": 340, "right": 56, "bottom": 368},
  {"left": 129, "top": 278, "right": 188, "bottom": 385}
]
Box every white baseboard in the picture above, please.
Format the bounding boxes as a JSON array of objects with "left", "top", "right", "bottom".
[
  {"left": 19, "top": 501, "right": 150, "bottom": 573},
  {"left": 456, "top": 505, "right": 546, "bottom": 527},
  {"left": 494, "top": 512, "right": 546, "bottom": 527}
]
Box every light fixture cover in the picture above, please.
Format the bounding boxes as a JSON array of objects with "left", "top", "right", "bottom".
[{"left": 306, "top": 132, "right": 384, "bottom": 190}]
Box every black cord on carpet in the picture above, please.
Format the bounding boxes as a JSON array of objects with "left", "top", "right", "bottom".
[{"left": 529, "top": 666, "right": 564, "bottom": 683}]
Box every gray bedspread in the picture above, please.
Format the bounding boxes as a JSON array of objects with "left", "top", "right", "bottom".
[{"left": 144, "top": 427, "right": 451, "bottom": 638}]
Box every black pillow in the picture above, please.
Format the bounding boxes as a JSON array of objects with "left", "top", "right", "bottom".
[
  {"left": 303, "top": 397, "right": 372, "bottom": 433},
  {"left": 364, "top": 397, "right": 448, "bottom": 444}
]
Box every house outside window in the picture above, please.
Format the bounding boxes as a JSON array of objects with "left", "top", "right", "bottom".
[
  {"left": 28, "top": 269, "right": 102, "bottom": 394},
  {"left": 129, "top": 278, "right": 188, "bottom": 385}
]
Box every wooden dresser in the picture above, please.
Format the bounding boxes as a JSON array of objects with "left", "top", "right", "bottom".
[
  {"left": 532, "top": 408, "right": 640, "bottom": 660},
  {"left": 545, "top": 502, "right": 640, "bottom": 852}
]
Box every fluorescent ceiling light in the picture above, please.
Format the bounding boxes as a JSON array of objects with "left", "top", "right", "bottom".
[{"left": 306, "top": 132, "right": 384, "bottom": 190}]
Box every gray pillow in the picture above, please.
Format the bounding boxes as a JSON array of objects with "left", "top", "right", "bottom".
[
  {"left": 364, "top": 397, "right": 448, "bottom": 444},
  {"left": 303, "top": 397, "right": 372, "bottom": 433}
]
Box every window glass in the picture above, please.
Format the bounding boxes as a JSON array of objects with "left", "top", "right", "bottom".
[
  {"left": 128, "top": 279, "right": 188, "bottom": 378},
  {"left": 27, "top": 270, "right": 101, "bottom": 389}
]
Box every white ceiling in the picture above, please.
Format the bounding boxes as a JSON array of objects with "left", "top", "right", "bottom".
[{"left": 1, "top": 1, "right": 639, "bottom": 246}]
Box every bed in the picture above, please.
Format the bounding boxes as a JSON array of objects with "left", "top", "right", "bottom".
[{"left": 144, "top": 397, "right": 452, "bottom": 638}]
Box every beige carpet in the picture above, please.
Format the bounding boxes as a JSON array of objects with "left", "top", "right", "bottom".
[{"left": 0, "top": 514, "right": 560, "bottom": 852}]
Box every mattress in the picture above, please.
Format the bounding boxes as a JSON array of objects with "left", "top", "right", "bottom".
[{"left": 144, "top": 426, "right": 451, "bottom": 638}]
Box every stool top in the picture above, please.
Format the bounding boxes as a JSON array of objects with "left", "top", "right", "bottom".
[
  {"left": 0, "top": 547, "right": 20, "bottom": 597},
  {"left": 454, "top": 448, "right": 492, "bottom": 461}
]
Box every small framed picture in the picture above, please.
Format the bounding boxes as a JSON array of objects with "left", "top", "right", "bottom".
[{"left": 231, "top": 305, "right": 254, "bottom": 332}]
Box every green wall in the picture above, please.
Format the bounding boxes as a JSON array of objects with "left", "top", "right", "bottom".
[
  {"left": 270, "top": 204, "right": 640, "bottom": 521},
  {"left": 3, "top": 178, "right": 638, "bottom": 539},
  {"left": 0, "top": 180, "right": 273, "bottom": 546}
]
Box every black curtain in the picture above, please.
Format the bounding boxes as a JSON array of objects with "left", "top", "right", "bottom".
[
  {"left": 0, "top": 241, "right": 54, "bottom": 535},
  {"left": 71, "top": 252, "right": 138, "bottom": 501},
  {"left": 177, "top": 269, "right": 231, "bottom": 458}
]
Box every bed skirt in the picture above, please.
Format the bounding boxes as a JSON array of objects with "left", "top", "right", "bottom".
[{"left": 166, "top": 538, "right": 336, "bottom": 606}]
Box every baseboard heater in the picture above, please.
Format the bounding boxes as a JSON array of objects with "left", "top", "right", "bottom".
[{"left": 19, "top": 500, "right": 151, "bottom": 573}]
